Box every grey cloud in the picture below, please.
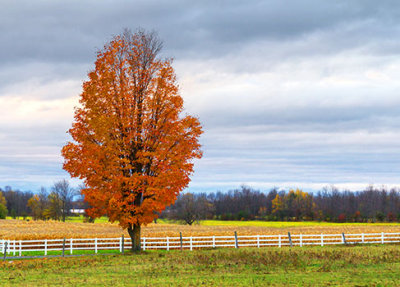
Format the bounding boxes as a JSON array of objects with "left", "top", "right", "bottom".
[
  {"left": 200, "top": 107, "right": 400, "bottom": 132},
  {"left": 0, "top": 62, "right": 88, "bottom": 97},
  {"left": 2, "top": 0, "right": 400, "bottom": 65},
  {"left": 2, "top": 0, "right": 400, "bottom": 192}
]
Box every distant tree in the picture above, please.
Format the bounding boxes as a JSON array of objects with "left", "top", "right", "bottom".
[
  {"left": 196, "top": 194, "right": 215, "bottom": 220},
  {"left": 387, "top": 212, "right": 396, "bottom": 222},
  {"left": 169, "top": 193, "right": 214, "bottom": 225},
  {"left": 353, "top": 211, "right": 362, "bottom": 222},
  {"left": 44, "top": 192, "right": 63, "bottom": 220},
  {"left": 270, "top": 189, "right": 314, "bottom": 221},
  {"left": 0, "top": 192, "right": 6, "bottom": 206},
  {"left": 265, "top": 188, "right": 278, "bottom": 215},
  {"left": 272, "top": 194, "right": 285, "bottom": 220},
  {"left": 172, "top": 193, "right": 197, "bottom": 225},
  {"left": 10, "top": 209, "right": 16, "bottom": 219},
  {"left": 376, "top": 212, "right": 385, "bottom": 222},
  {"left": 27, "top": 196, "right": 41, "bottom": 220},
  {"left": 3, "top": 188, "right": 33, "bottom": 218},
  {"left": 0, "top": 204, "right": 7, "bottom": 219},
  {"left": 27, "top": 187, "right": 48, "bottom": 220},
  {"left": 52, "top": 180, "right": 75, "bottom": 222},
  {"left": 0, "top": 192, "right": 7, "bottom": 219},
  {"left": 258, "top": 206, "right": 268, "bottom": 217},
  {"left": 337, "top": 213, "right": 346, "bottom": 223}
]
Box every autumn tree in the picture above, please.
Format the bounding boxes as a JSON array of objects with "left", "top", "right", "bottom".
[
  {"left": 27, "top": 187, "right": 48, "bottom": 220},
  {"left": 272, "top": 193, "right": 284, "bottom": 219},
  {"left": 62, "top": 29, "right": 202, "bottom": 251},
  {"left": 27, "top": 195, "right": 42, "bottom": 220},
  {"left": 0, "top": 192, "right": 7, "bottom": 219},
  {"left": 43, "top": 192, "right": 63, "bottom": 221},
  {"left": 271, "top": 189, "right": 314, "bottom": 220}
]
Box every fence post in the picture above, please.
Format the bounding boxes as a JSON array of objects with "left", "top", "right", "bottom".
[
  {"left": 1, "top": 240, "right": 3, "bottom": 254},
  {"left": 278, "top": 235, "right": 281, "bottom": 248},
  {"left": 62, "top": 238, "right": 66, "bottom": 257},
  {"left": 212, "top": 235, "right": 215, "bottom": 248},
  {"left": 166, "top": 236, "right": 169, "bottom": 251},
  {"left": 321, "top": 234, "right": 324, "bottom": 247},
  {"left": 190, "top": 236, "right": 192, "bottom": 251},
  {"left": 143, "top": 237, "right": 146, "bottom": 251},
  {"left": 95, "top": 238, "right": 98, "bottom": 254},
  {"left": 19, "top": 240, "right": 22, "bottom": 257},
  {"left": 342, "top": 233, "right": 347, "bottom": 245},
  {"left": 381, "top": 232, "right": 384, "bottom": 244},
  {"left": 70, "top": 238, "right": 73, "bottom": 255},
  {"left": 288, "top": 232, "right": 293, "bottom": 247},
  {"left": 45, "top": 239, "right": 47, "bottom": 256},
  {"left": 122, "top": 235, "right": 124, "bottom": 254},
  {"left": 13, "top": 240, "right": 15, "bottom": 256},
  {"left": 257, "top": 235, "right": 260, "bottom": 248},
  {"left": 234, "top": 231, "right": 238, "bottom": 248},
  {"left": 180, "top": 232, "right": 183, "bottom": 251},
  {"left": 300, "top": 234, "right": 303, "bottom": 247},
  {"left": 3, "top": 241, "right": 7, "bottom": 260},
  {"left": 362, "top": 233, "right": 364, "bottom": 244}
]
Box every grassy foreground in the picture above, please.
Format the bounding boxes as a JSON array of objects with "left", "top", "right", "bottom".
[{"left": 1, "top": 245, "right": 400, "bottom": 286}]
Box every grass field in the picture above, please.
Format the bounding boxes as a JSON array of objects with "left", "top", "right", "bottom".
[
  {"left": 1, "top": 244, "right": 400, "bottom": 286},
  {"left": 1, "top": 219, "right": 400, "bottom": 240}
]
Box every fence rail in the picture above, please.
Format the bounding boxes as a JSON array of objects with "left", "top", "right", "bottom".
[{"left": 1, "top": 232, "right": 400, "bottom": 258}]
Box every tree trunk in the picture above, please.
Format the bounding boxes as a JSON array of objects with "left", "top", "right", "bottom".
[{"left": 128, "top": 224, "right": 141, "bottom": 252}]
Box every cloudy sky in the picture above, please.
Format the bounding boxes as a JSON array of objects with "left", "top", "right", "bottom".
[{"left": 1, "top": 0, "right": 400, "bottom": 193}]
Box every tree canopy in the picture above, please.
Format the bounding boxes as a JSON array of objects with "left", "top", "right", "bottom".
[{"left": 62, "top": 29, "right": 203, "bottom": 250}]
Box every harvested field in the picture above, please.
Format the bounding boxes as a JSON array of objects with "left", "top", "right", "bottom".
[{"left": 1, "top": 219, "right": 400, "bottom": 240}]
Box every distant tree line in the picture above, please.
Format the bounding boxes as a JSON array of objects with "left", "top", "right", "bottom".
[
  {"left": 0, "top": 186, "right": 32, "bottom": 219},
  {"left": 0, "top": 180, "right": 77, "bottom": 221},
  {"left": 2, "top": 184, "right": 400, "bottom": 224},
  {"left": 163, "top": 185, "right": 400, "bottom": 224}
]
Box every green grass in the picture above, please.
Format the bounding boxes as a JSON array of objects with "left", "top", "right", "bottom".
[{"left": 1, "top": 244, "right": 400, "bottom": 286}]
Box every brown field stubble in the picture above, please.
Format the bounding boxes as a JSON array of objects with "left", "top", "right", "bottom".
[{"left": 1, "top": 219, "right": 400, "bottom": 240}]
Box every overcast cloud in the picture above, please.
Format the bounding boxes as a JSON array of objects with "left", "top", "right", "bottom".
[{"left": 2, "top": 0, "right": 400, "bottom": 192}]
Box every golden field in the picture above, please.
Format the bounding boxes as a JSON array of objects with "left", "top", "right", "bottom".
[{"left": 1, "top": 219, "right": 400, "bottom": 240}]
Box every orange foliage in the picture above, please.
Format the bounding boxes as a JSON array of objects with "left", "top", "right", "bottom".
[
  {"left": 272, "top": 194, "right": 283, "bottom": 215},
  {"left": 0, "top": 192, "right": 6, "bottom": 206},
  {"left": 62, "top": 30, "right": 202, "bottom": 242}
]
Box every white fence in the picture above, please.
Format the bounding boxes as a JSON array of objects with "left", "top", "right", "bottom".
[{"left": 1, "top": 232, "right": 400, "bottom": 257}]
